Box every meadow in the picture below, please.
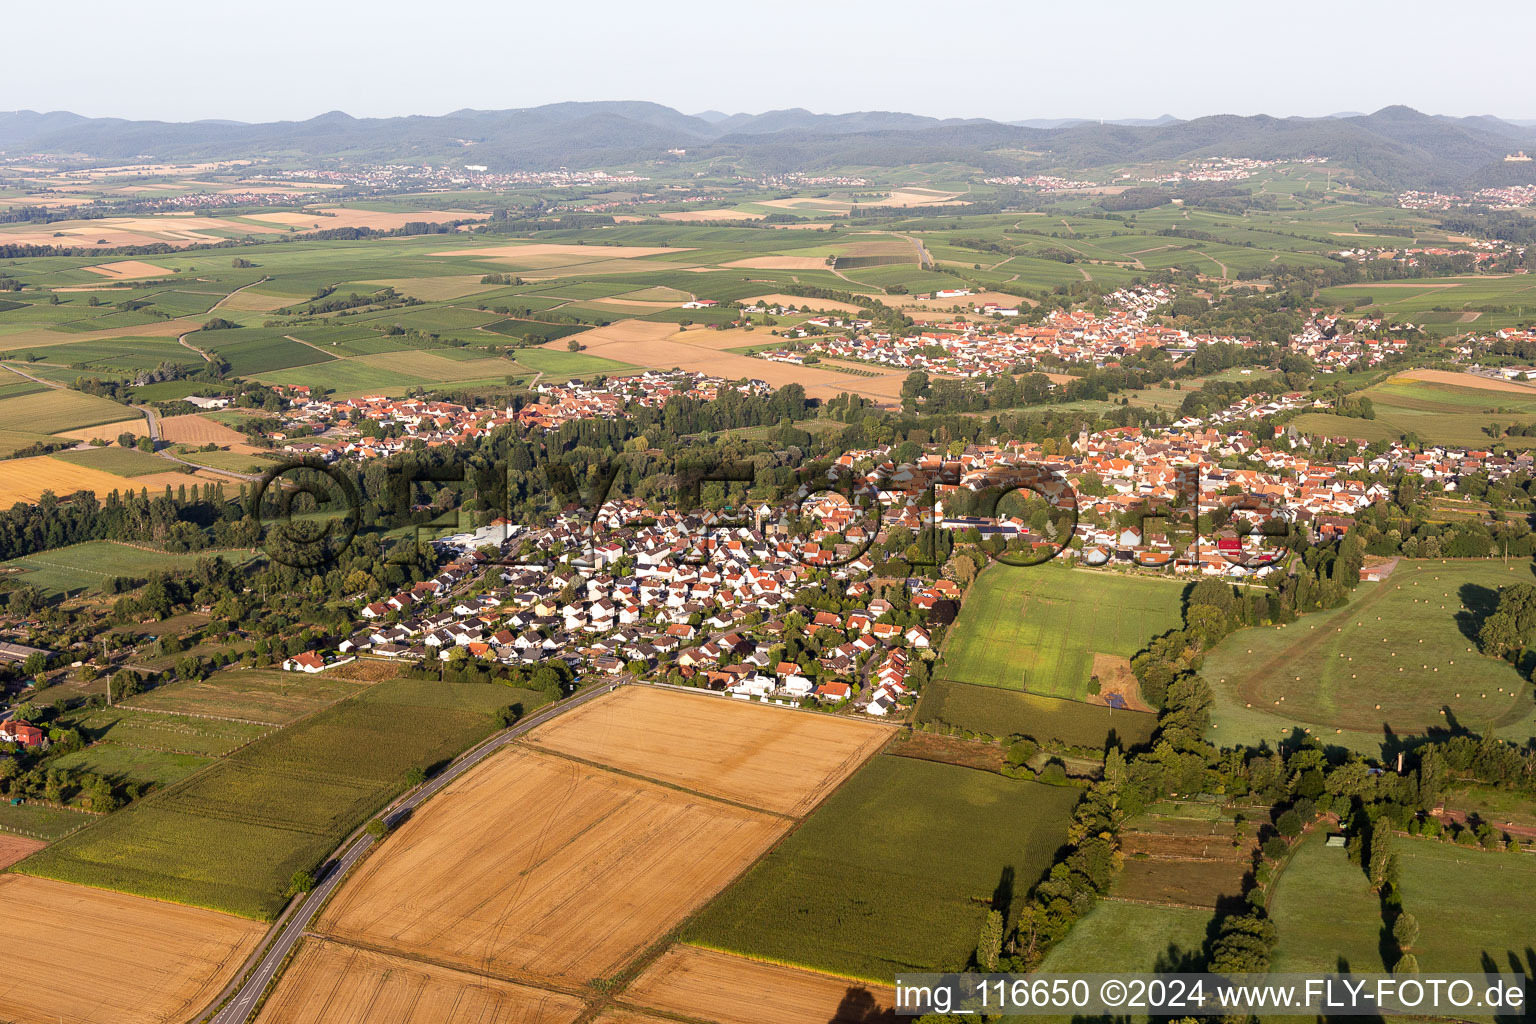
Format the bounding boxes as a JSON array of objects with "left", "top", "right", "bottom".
[
  {"left": 0, "top": 541, "right": 257, "bottom": 597},
  {"left": 1269, "top": 831, "right": 1536, "bottom": 979},
  {"left": 19, "top": 676, "right": 540, "bottom": 919},
  {"left": 684, "top": 754, "right": 1082, "bottom": 981},
  {"left": 938, "top": 564, "right": 1185, "bottom": 700},
  {"left": 916, "top": 677, "right": 1159, "bottom": 749},
  {"left": 77, "top": 707, "right": 271, "bottom": 757},
  {"left": 121, "top": 668, "right": 365, "bottom": 725},
  {"left": 1203, "top": 559, "right": 1536, "bottom": 753}
]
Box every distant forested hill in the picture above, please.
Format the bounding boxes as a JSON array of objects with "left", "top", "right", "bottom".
[{"left": 2, "top": 102, "right": 1534, "bottom": 190}]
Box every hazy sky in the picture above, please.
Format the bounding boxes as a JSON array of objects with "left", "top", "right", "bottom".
[{"left": 6, "top": 0, "right": 1534, "bottom": 123}]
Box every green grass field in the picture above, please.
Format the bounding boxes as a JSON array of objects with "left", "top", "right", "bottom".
[
  {"left": 0, "top": 542, "right": 258, "bottom": 597},
  {"left": 50, "top": 744, "right": 213, "bottom": 788},
  {"left": 1033, "top": 898, "right": 1213, "bottom": 974},
  {"left": 19, "top": 677, "right": 542, "bottom": 919},
  {"left": 121, "top": 668, "right": 363, "bottom": 725},
  {"left": 76, "top": 708, "right": 270, "bottom": 757},
  {"left": 917, "top": 678, "right": 1159, "bottom": 749},
  {"left": 51, "top": 445, "right": 176, "bottom": 476},
  {"left": 511, "top": 347, "right": 637, "bottom": 376},
  {"left": 939, "top": 564, "right": 1185, "bottom": 700},
  {"left": 1270, "top": 832, "right": 1536, "bottom": 979},
  {"left": 0, "top": 801, "right": 97, "bottom": 841},
  {"left": 1293, "top": 374, "right": 1536, "bottom": 448},
  {"left": 684, "top": 754, "right": 1082, "bottom": 981},
  {"left": 1204, "top": 560, "right": 1536, "bottom": 753}
]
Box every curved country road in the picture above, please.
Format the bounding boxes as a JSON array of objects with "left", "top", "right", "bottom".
[{"left": 196, "top": 680, "right": 618, "bottom": 1024}]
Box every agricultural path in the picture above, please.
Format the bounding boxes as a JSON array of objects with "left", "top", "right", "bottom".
[{"left": 199, "top": 678, "right": 619, "bottom": 1024}]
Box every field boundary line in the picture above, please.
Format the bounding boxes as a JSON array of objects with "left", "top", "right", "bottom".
[
  {"left": 513, "top": 741, "right": 799, "bottom": 822},
  {"left": 195, "top": 680, "right": 616, "bottom": 1024}
]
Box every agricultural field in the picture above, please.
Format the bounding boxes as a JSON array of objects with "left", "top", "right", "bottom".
[
  {"left": 315, "top": 744, "right": 788, "bottom": 983},
  {"left": 917, "top": 678, "right": 1159, "bottom": 749},
  {"left": 618, "top": 945, "right": 897, "bottom": 1024},
  {"left": 937, "top": 564, "right": 1185, "bottom": 702},
  {"left": 244, "top": 687, "right": 890, "bottom": 1019},
  {"left": 520, "top": 685, "right": 892, "bottom": 816},
  {"left": 0, "top": 541, "right": 256, "bottom": 597},
  {"left": 0, "top": 831, "right": 47, "bottom": 869},
  {"left": 251, "top": 938, "right": 587, "bottom": 1024},
  {"left": 0, "top": 874, "right": 264, "bottom": 1024},
  {"left": 1115, "top": 805, "right": 1259, "bottom": 908},
  {"left": 51, "top": 444, "right": 177, "bottom": 476},
  {"left": 50, "top": 743, "right": 213, "bottom": 789},
  {"left": 19, "top": 677, "right": 530, "bottom": 918},
  {"left": 0, "top": 800, "right": 97, "bottom": 841},
  {"left": 1203, "top": 560, "right": 1536, "bottom": 752},
  {"left": 0, "top": 385, "right": 136, "bottom": 434},
  {"left": 685, "top": 754, "right": 1082, "bottom": 980},
  {"left": 1292, "top": 370, "right": 1536, "bottom": 448}
]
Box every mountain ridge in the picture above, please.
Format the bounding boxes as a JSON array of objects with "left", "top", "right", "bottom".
[{"left": 2, "top": 102, "right": 1534, "bottom": 190}]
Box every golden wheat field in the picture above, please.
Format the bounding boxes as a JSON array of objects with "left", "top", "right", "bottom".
[
  {"left": 0, "top": 875, "right": 264, "bottom": 1024},
  {"left": 252, "top": 938, "right": 586, "bottom": 1024},
  {"left": 522, "top": 686, "right": 893, "bottom": 816}
]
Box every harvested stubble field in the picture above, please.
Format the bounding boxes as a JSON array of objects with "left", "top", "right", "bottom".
[
  {"left": 520, "top": 685, "right": 892, "bottom": 816},
  {"left": 1396, "top": 368, "right": 1536, "bottom": 394},
  {"left": 155, "top": 412, "right": 251, "bottom": 447},
  {"left": 252, "top": 938, "right": 587, "bottom": 1024},
  {"left": 0, "top": 874, "right": 264, "bottom": 1024},
  {"left": 315, "top": 745, "right": 790, "bottom": 983},
  {"left": 52, "top": 417, "right": 146, "bottom": 442},
  {"left": 0, "top": 455, "right": 225, "bottom": 505},
  {"left": 243, "top": 207, "right": 486, "bottom": 232},
  {"left": 0, "top": 387, "right": 135, "bottom": 434},
  {"left": 84, "top": 260, "right": 174, "bottom": 279},
  {"left": 553, "top": 319, "right": 909, "bottom": 405},
  {"left": 619, "top": 945, "right": 897, "bottom": 1024}
]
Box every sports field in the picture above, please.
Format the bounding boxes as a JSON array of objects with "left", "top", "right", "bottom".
[
  {"left": 685, "top": 754, "right": 1082, "bottom": 980},
  {"left": 938, "top": 564, "right": 1185, "bottom": 700},
  {"left": 1204, "top": 560, "right": 1536, "bottom": 751},
  {"left": 0, "top": 874, "right": 264, "bottom": 1024}
]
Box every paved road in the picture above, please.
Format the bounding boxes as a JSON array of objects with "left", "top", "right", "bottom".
[{"left": 199, "top": 682, "right": 616, "bottom": 1024}]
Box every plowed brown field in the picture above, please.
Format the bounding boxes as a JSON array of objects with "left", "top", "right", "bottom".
[{"left": 0, "top": 832, "right": 46, "bottom": 869}]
